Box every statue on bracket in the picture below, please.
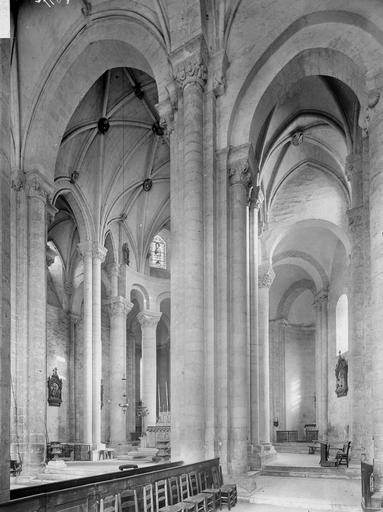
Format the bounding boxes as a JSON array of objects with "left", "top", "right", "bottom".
[
  {"left": 122, "top": 243, "right": 130, "bottom": 266},
  {"left": 335, "top": 351, "right": 348, "bottom": 397},
  {"left": 47, "top": 368, "right": 63, "bottom": 407}
]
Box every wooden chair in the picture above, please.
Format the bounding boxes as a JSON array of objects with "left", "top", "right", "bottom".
[
  {"left": 199, "top": 471, "right": 222, "bottom": 510},
  {"left": 168, "top": 476, "right": 181, "bottom": 505},
  {"left": 143, "top": 484, "right": 154, "bottom": 512},
  {"left": 99, "top": 494, "right": 118, "bottom": 512},
  {"left": 336, "top": 441, "right": 351, "bottom": 467},
  {"left": 118, "top": 489, "right": 138, "bottom": 512},
  {"left": 155, "top": 479, "right": 184, "bottom": 512},
  {"left": 179, "top": 473, "right": 199, "bottom": 512},
  {"left": 188, "top": 472, "right": 214, "bottom": 512},
  {"left": 212, "top": 467, "right": 236, "bottom": 510}
]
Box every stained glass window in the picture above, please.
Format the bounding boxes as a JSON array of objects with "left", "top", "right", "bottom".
[{"left": 149, "top": 235, "right": 166, "bottom": 269}]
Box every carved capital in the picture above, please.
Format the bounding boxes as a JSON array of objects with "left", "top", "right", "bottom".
[
  {"left": 11, "top": 170, "right": 25, "bottom": 192},
  {"left": 155, "top": 97, "right": 175, "bottom": 139},
  {"left": 347, "top": 205, "right": 364, "bottom": 234},
  {"left": 360, "top": 88, "right": 382, "bottom": 138},
  {"left": 106, "top": 296, "right": 133, "bottom": 318},
  {"left": 313, "top": 290, "right": 328, "bottom": 309},
  {"left": 137, "top": 310, "right": 162, "bottom": 328},
  {"left": 172, "top": 37, "right": 209, "bottom": 91},
  {"left": 77, "top": 241, "right": 93, "bottom": 259},
  {"left": 228, "top": 158, "right": 251, "bottom": 188},
  {"left": 291, "top": 131, "right": 304, "bottom": 146},
  {"left": 250, "top": 186, "right": 264, "bottom": 210},
  {"left": 25, "top": 170, "right": 53, "bottom": 203},
  {"left": 258, "top": 265, "right": 275, "bottom": 288},
  {"left": 175, "top": 60, "right": 208, "bottom": 90},
  {"left": 345, "top": 152, "right": 362, "bottom": 181},
  {"left": 92, "top": 242, "right": 107, "bottom": 262},
  {"left": 209, "top": 49, "right": 229, "bottom": 97},
  {"left": 68, "top": 312, "right": 81, "bottom": 325}
]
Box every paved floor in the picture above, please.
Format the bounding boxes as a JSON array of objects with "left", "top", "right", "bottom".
[{"left": 247, "top": 474, "right": 361, "bottom": 511}]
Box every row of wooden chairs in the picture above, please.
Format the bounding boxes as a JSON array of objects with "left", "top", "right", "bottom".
[{"left": 98, "top": 466, "right": 237, "bottom": 512}]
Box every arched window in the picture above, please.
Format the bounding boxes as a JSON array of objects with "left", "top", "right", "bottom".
[
  {"left": 336, "top": 294, "right": 348, "bottom": 355},
  {"left": 149, "top": 235, "right": 166, "bottom": 269}
]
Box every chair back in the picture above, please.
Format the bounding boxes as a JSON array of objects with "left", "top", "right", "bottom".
[
  {"left": 143, "top": 484, "right": 154, "bottom": 512},
  {"left": 168, "top": 476, "right": 180, "bottom": 505},
  {"left": 179, "top": 474, "right": 190, "bottom": 500},
  {"left": 188, "top": 472, "right": 200, "bottom": 496},
  {"left": 99, "top": 494, "right": 117, "bottom": 512},
  {"left": 155, "top": 480, "right": 168, "bottom": 511},
  {"left": 219, "top": 466, "right": 225, "bottom": 486},
  {"left": 119, "top": 489, "right": 138, "bottom": 512},
  {"left": 198, "top": 471, "right": 208, "bottom": 491},
  {"left": 346, "top": 441, "right": 352, "bottom": 456}
]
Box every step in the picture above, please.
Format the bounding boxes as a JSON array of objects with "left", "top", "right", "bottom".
[{"left": 262, "top": 465, "right": 360, "bottom": 480}]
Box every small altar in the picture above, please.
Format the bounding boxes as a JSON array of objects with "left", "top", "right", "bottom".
[{"left": 145, "top": 412, "right": 171, "bottom": 460}]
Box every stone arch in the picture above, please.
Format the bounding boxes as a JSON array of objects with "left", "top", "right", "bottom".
[
  {"left": 131, "top": 284, "right": 150, "bottom": 310},
  {"left": 156, "top": 291, "right": 171, "bottom": 311},
  {"left": 53, "top": 182, "right": 95, "bottom": 242},
  {"left": 22, "top": 14, "right": 172, "bottom": 181},
  {"left": 276, "top": 279, "right": 317, "bottom": 319},
  {"left": 227, "top": 9, "right": 383, "bottom": 148},
  {"left": 273, "top": 250, "right": 328, "bottom": 292},
  {"left": 263, "top": 219, "right": 351, "bottom": 262}
]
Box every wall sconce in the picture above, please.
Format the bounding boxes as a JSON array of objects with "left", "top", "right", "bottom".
[{"left": 273, "top": 417, "right": 279, "bottom": 427}]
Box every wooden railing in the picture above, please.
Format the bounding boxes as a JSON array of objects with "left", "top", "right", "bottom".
[{"left": 1, "top": 458, "right": 220, "bottom": 511}]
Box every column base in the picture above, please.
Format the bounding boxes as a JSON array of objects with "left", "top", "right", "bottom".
[{"left": 249, "top": 443, "right": 277, "bottom": 469}]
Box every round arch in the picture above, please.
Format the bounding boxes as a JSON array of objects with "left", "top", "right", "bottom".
[
  {"left": 263, "top": 218, "right": 351, "bottom": 262},
  {"left": 226, "top": 10, "right": 383, "bottom": 148},
  {"left": 22, "top": 15, "right": 172, "bottom": 180}
]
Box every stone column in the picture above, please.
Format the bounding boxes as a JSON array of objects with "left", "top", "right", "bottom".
[
  {"left": 172, "top": 40, "right": 207, "bottom": 461},
  {"left": 25, "top": 170, "right": 53, "bottom": 472},
  {"left": 249, "top": 189, "right": 263, "bottom": 446},
  {"left": 368, "top": 91, "right": 383, "bottom": 498},
  {"left": 314, "top": 290, "right": 328, "bottom": 439},
  {"left": 137, "top": 311, "right": 162, "bottom": 428},
  {"left": 227, "top": 148, "right": 252, "bottom": 474},
  {"left": 0, "top": 38, "right": 11, "bottom": 502},
  {"left": 107, "top": 296, "right": 132, "bottom": 444},
  {"left": 346, "top": 152, "right": 365, "bottom": 456},
  {"left": 258, "top": 264, "right": 275, "bottom": 445},
  {"left": 77, "top": 242, "right": 93, "bottom": 444},
  {"left": 91, "top": 243, "right": 107, "bottom": 446}
]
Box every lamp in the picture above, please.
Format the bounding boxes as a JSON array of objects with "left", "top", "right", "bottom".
[{"left": 273, "top": 416, "right": 279, "bottom": 427}]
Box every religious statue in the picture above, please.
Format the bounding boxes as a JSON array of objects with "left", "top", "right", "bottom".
[
  {"left": 335, "top": 351, "right": 348, "bottom": 397},
  {"left": 122, "top": 243, "right": 130, "bottom": 266},
  {"left": 47, "top": 368, "right": 63, "bottom": 406}
]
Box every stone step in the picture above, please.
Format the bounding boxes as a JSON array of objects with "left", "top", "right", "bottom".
[{"left": 262, "top": 465, "right": 360, "bottom": 480}]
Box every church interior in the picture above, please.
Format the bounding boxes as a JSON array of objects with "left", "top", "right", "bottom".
[{"left": 1, "top": 0, "right": 383, "bottom": 510}]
